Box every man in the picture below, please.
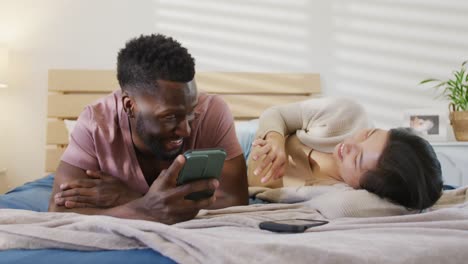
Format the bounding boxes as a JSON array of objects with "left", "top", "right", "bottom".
[{"left": 48, "top": 34, "right": 249, "bottom": 224}]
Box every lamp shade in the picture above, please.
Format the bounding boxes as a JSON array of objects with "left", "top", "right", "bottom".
[{"left": 0, "top": 45, "right": 8, "bottom": 88}]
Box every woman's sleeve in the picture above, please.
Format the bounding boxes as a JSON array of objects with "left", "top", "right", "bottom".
[{"left": 255, "top": 98, "right": 324, "bottom": 139}]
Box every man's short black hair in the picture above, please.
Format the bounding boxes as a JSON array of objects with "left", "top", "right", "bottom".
[{"left": 117, "top": 34, "right": 195, "bottom": 94}]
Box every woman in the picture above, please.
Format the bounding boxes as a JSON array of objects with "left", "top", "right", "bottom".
[{"left": 247, "top": 97, "right": 443, "bottom": 210}]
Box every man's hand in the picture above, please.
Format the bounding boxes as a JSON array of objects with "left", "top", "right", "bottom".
[
  {"left": 54, "top": 170, "right": 142, "bottom": 209},
  {"left": 127, "top": 155, "right": 219, "bottom": 224},
  {"left": 250, "top": 131, "right": 288, "bottom": 183},
  {"left": 49, "top": 158, "right": 218, "bottom": 224}
]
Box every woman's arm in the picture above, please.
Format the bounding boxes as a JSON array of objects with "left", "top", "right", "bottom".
[
  {"left": 255, "top": 100, "right": 305, "bottom": 139},
  {"left": 249, "top": 98, "right": 326, "bottom": 185}
]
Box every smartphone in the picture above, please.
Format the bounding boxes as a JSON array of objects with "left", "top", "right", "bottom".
[
  {"left": 177, "top": 148, "right": 227, "bottom": 200},
  {"left": 259, "top": 219, "right": 328, "bottom": 233}
]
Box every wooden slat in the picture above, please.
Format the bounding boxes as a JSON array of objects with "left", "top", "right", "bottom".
[
  {"left": 195, "top": 72, "right": 320, "bottom": 94},
  {"left": 48, "top": 70, "right": 320, "bottom": 95},
  {"left": 48, "top": 93, "right": 312, "bottom": 120},
  {"left": 48, "top": 94, "right": 105, "bottom": 118},
  {"left": 45, "top": 147, "right": 66, "bottom": 172},
  {"left": 47, "top": 120, "right": 69, "bottom": 145},
  {"left": 49, "top": 70, "right": 118, "bottom": 92},
  {"left": 221, "top": 95, "right": 311, "bottom": 119}
]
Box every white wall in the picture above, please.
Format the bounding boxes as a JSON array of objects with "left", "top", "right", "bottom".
[
  {"left": 329, "top": 0, "right": 468, "bottom": 128},
  {"left": 0, "top": 0, "right": 467, "bottom": 192},
  {"left": 0, "top": 0, "right": 158, "bottom": 192}
]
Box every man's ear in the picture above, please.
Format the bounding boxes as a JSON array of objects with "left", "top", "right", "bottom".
[{"left": 121, "top": 91, "right": 135, "bottom": 118}]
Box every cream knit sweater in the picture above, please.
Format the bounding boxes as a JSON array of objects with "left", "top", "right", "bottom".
[{"left": 248, "top": 97, "right": 370, "bottom": 187}]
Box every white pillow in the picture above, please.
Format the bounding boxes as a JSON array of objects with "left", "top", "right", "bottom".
[
  {"left": 235, "top": 119, "right": 259, "bottom": 160},
  {"left": 64, "top": 119, "right": 77, "bottom": 140}
]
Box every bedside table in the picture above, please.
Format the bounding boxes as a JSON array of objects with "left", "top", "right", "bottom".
[{"left": 431, "top": 142, "right": 468, "bottom": 187}]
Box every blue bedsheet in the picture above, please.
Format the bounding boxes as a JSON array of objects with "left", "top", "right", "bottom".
[
  {"left": 0, "top": 249, "right": 175, "bottom": 264},
  {"left": 0, "top": 175, "right": 175, "bottom": 264},
  {"left": 0, "top": 174, "right": 267, "bottom": 263},
  {"left": 0, "top": 174, "right": 54, "bottom": 211}
]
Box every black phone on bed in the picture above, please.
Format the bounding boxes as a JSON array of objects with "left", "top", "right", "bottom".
[{"left": 259, "top": 219, "right": 328, "bottom": 233}]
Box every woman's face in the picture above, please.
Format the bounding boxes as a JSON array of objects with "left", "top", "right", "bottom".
[{"left": 333, "top": 128, "right": 389, "bottom": 188}]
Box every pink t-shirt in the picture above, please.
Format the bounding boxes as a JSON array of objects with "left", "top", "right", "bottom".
[{"left": 61, "top": 90, "right": 243, "bottom": 194}]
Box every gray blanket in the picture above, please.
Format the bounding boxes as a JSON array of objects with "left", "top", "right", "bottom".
[{"left": 1, "top": 184, "right": 467, "bottom": 264}]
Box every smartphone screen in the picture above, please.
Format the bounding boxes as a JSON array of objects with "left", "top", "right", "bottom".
[{"left": 259, "top": 219, "right": 328, "bottom": 233}]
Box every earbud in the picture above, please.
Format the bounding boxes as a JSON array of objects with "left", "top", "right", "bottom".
[{"left": 126, "top": 109, "right": 134, "bottom": 118}]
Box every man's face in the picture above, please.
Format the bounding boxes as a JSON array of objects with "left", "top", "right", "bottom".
[{"left": 132, "top": 80, "right": 198, "bottom": 160}]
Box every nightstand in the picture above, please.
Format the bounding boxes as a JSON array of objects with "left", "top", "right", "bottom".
[{"left": 431, "top": 142, "right": 468, "bottom": 187}]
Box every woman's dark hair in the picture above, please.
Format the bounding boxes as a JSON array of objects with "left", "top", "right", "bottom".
[
  {"left": 360, "top": 128, "right": 443, "bottom": 210},
  {"left": 116, "top": 34, "right": 195, "bottom": 94}
]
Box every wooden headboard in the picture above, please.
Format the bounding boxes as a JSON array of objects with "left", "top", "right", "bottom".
[{"left": 45, "top": 70, "right": 321, "bottom": 173}]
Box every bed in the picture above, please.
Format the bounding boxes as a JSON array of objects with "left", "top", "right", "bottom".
[
  {"left": 0, "top": 70, "right": 321, "bottom": 263},
  {"left": 1, "top": 70, "right": 468, "bottom": 264}
]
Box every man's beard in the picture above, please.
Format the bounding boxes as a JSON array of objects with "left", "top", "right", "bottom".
[{"left": 135, "top": 115, "right": 184, "bottom": 160}]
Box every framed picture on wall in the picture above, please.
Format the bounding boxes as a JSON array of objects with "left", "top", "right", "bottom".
[{"left": 403, "top": 108, "right": 448, "bottom": 142}]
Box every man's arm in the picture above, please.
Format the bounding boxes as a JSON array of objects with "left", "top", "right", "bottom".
[
  {"left": 51, "top": 162, "right": 144, "bottom": 210},
  {"left": 49, "top": 161, "right": 137, "bottom": 215},
  {"left": 199, "top": 96, "right": 248, "bottom": 208},
  {"left": 209, "top": 154, "right": 249, "bottom": 209},
  {"left": 49, "top": 158, "right": 218, "bottom": 224}
]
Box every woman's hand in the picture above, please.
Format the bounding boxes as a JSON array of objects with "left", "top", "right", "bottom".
[{"left": 250, "top": 131, "right": 288, "bottom": 183}]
